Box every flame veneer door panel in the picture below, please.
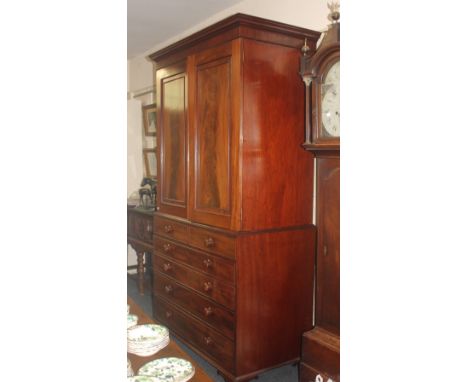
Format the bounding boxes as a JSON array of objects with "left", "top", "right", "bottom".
[{"left": 156, "top": 61, "right": 188, "bottom": 218}]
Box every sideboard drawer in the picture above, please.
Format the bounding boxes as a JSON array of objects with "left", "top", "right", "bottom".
[
  {"left": 153, "top": 295, "right": 235, "bottom": 372},
  {"left": 128, "top": 210, "right": 153, "bottom": 244},
  {"left": 153, "top": 254, "right": 235, "bottom": 310},
  {"left": 189, "top": 226, "right": 235, "bottom": 258},
  {"left": 154, "top": 272, "right": 235, "bottom": 339},
  {"left": 154, "top": 236, "right": 235, "bottom": 283},
  {"left": 154, "top": 216, "right": 188, "bottom": 243}
]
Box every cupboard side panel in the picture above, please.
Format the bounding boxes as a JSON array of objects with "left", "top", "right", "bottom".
[
  {"left": 241, "top": 39, "right": 313, "bottom": 231},
  {"left": 236, "top": 228, "right": 315, "bottom": 374}
]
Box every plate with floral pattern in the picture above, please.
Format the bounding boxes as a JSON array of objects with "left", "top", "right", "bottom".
[
  {"left": 127, "top": 376, "right": 159, "bottom": 382},
  {"left": 127, "top": 324, "right": 169, "bottom": 342},
  {"left": 138, "top": 357, "right": 195, "bottom": 382}
]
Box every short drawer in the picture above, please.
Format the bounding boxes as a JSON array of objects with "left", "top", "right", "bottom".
[
  {"left": 189, "top": 226, "right": 236, "bottom": 258},
  {"left": 128, "top": 212, "right": 153, "bottom": 244},
  {"left": 154, "top": 216, "right": 188, "bottom": 243},
  {"left": 153, "top": 254, "right": 235, "bottom": 310},
  {"left": 154, "top": 272, "right": 235, "bottom": 339},
  {"left": 154, "top": 236, "right": 235, "bottom": 283},
  {"left": 153, "top": 295, "right": 235, "bottom": 372}
]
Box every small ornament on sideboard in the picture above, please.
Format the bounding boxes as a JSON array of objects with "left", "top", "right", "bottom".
[{"left": 138, "top": 177, "right": 157, "bottom": 210}]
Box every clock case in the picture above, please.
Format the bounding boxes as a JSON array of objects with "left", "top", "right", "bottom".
[{"left": 300, "top": 21, "right": 340, "bottom": 153}]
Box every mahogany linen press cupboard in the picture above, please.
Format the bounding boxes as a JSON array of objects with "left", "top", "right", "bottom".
[{"left": 148, "top": 14, "right": 321, "bottom": 382}]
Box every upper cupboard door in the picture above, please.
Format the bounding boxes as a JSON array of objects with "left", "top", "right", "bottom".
[
  {"left": 188, "top": 41, "right": 241, "bottom": 230},
  {"left": 156, "top": 62, "right": 188, "bottom": 218}
]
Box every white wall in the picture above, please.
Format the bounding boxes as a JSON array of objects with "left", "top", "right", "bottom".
[{"left": 127, "top": 0, "right": 331, "bottom": 95}]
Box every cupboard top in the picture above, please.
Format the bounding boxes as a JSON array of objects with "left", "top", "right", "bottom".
[{"left": 148, "top": 13, "right": 320, "bottom": 68}]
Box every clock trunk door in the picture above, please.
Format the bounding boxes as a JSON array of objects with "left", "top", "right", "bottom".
[
  {"left": 315, "top": 157, "right": 340, "bottom": 334},
  {"left": 156, "top": 62, "right": 188, "bottom": 218},
  {"left": 188, "top": 41, "right": 241, "bottom": 229}
]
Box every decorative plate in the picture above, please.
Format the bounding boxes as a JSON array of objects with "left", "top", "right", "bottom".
[
  {"left": 127, "top": 324, "right": 169, "bottom": 342},
  {"left": 127, "top": 377, "right": 159, "bottom": 382},
  {"left": 138, "top": 357, "right": 195, "bottom": 382},
  {"left": 127, "top": 314, "right": 139, "bottom": 329}
]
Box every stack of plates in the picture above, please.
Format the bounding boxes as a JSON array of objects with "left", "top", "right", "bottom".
[
  {"left": 127, "top": 377, "right": 159, "bottom": 382},
  {"left": 138, "top": 357, "right": 195, "bottom": 382},
  {"left": 127, "top": 314, "right": 138, "bottom": 329},
  {"left": 127, "top": 324, "right": 170, "bottom": 357},
  {"left": 127, "top": 358, "right": 134, "bottom": 377}
]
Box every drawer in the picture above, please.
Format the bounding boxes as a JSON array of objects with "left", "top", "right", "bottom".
[
  {"left": 153, "top": 295, "right": 235, "bottom": 372},
  {"left": 189, "top": 226, "right": 236, "bottom": 258},
  {"left": 153, "top": 254, "right": 235, "bottom": 310},
  {"left": 154, "top": 236, "right": 235, "bottom": 283},
  {"left": 154, "top": 216, "right": 188, "bottom": 243},
  {"left": 154, "top": 272, "right": 235, "bottom": 339},
  {"left": 128, "top": 212, "right": 153, "bottom": 244}
]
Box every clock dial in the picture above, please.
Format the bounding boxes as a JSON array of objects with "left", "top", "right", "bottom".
[{"left": 321, "top": 61, "right": 340, "bottom": 137}]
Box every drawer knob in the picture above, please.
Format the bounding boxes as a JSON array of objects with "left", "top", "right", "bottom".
[
  {"left": 203, "top": 258, "right": 213, "bottom": 268},
  {"left": 165, "top": 311, "right": 172, "bottom": 319},
  {"left": 204, "top": 237, "right": 215, "bottom": 248},
  {"left": 163, "top": 243, "right": 173, "bottom": 252},
  {"left": 203, "top": 281, "right": 213, "bottom": 292},
  {"left": 163, "top": 263, "right": 173, "bottom": 272},
  {"left": 164, "top": 285, "right": 173, "bottom": 294},
  {"left": 203, "top": 306, "right": 213, "bottom": 317},
  {"left": 204, "top": 336, "right": 213, "bottom": 345},
  {"left": 164, "top": 225, "right": 174, "bottom": 233}
]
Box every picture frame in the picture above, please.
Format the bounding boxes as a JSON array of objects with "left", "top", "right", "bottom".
[
  {"left": 143, "top": 148, "right": 157, "bottom": 179},
  {"left": 142, "top": 104, "right": 157, "bottom": 136}
]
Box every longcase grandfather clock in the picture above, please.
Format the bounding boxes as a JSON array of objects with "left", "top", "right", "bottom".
[{"left": 299, "top": 3, "right": 340, "bottom": 381}]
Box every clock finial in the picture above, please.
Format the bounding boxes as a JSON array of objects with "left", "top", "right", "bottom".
[{"left": 327, "top": 1, "right": 340, "bottom": 24}]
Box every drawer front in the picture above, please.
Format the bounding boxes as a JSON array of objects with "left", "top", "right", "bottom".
[
  {"left": 154, "top": 216, "right": 188, "bottom": 243},
  {"left": 189, "top": 226, "right": 236, "bottom": 258},
  {"left": 153, "top": 295, "right": 235, "bottom": 372},
  {"left": 154, "top": 236, "right": 235, "bottom": 283},
  {"left": 154, "top": 272, "right": 235, "bottom": 339},
  {"left": 128, "top": 212, "right": 153, "bottom": 244},
  {"left": 153, "top": 254, "right": 235, "bottom": 310}
]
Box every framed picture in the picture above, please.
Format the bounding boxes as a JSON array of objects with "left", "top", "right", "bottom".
[
  {"left": 143, "top": 148, "right": 157, "bottom": 178},
  {"left": 143, "top": 104, "right": 157, "bottom": 136}
]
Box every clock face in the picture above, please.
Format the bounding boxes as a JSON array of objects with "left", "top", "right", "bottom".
[{"left": 321, "top": 61, "right": 340, "bottom": 138}]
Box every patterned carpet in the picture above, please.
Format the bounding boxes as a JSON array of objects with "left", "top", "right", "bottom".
[{"left": 127, "top": 275, "right": 299, "bottom": 381}]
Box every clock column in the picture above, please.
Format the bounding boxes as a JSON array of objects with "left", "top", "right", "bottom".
[{"left": 299, "top": 3, "right": 340, "bottom": 382}]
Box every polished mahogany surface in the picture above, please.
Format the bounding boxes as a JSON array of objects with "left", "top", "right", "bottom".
[
  {"left": 235, "top": 227, "right": 315, "bottom": 375},
  {"left": 150, "top": 13, "right": 320, "bottom": 382},
  {"left": 315, "top": 157, "right": 340, "bottom": 334},
  {"left": 127, "top": 297, "right": 213, "bottom": 382},
  {"left": 188, "top": 41, "right": 241, "bottom": 230},
  {"left": 241, "top": 38, "right": 314, "bottom": 231}
]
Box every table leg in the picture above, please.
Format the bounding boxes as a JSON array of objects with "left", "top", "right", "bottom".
[{"left": 137, "top": 251, "right": 145, "bottom": 295}]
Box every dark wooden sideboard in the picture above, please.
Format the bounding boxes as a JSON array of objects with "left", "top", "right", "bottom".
[
  {"left": 127, "top": 205, "right": 154, "bottom": 295},
  {"left": 148, "top": 13, "right": 320, "bottom": 382}
]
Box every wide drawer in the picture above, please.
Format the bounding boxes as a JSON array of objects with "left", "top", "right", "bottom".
[
  {"left": 153, "top": 254, "right": 235, "bottom": 310},
  {"left": 154, "top": 272, "right": 235, "bottom": 339},
  {"left": 189, "top": 226, "right": 236, "bottom": 258},
  {"left": 153, "top": 295, "right": 235, "bottom": 372},
  {"left": 154, "top": 236, "right": 235, "bottom": 283},
  {"left": 154, "top": 216, "right": 188, "bottom": 243}
]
